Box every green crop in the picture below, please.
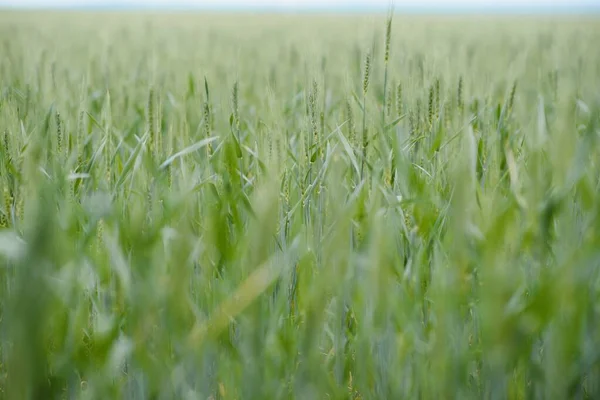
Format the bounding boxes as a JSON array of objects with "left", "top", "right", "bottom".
[{"left": 0, "top": 10, "right": 599, "bottom": 399}]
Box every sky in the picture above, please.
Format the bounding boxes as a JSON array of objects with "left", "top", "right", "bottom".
[{"left": 0, "top": 0, "right": 597, "bottom": 12}]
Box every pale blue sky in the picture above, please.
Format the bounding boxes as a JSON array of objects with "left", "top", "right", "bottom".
[{"left": 0, "top": 0, "right": 597, "bottom": 11}]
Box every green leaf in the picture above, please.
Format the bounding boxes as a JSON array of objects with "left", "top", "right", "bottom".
[
  {"left": 336, "top": 126, "right": 360, "bottom": 177},
  {"left": 204, "top": 76, "right": 210, "bottom": 102},
  {"left": 232, "top": 134, "right": 243, "bottom": 158},
  {"left": 384, "top": 114, "right": 406, "bottom": 131},
  {"left": 240, "top": 192, "right": 256, "bottom": 218},
  {"left": 351, "top": 90, "right": 364, "bottom": 112},
  {"left": 160, "top": 136, "right": 219, "bottom": 170},
  {"left": 115, "top": 132, "right": 148, "bottom": 189}
]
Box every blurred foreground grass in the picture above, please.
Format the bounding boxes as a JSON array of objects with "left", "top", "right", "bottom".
[{"left": 1, "top": 10, "right": 600, "bottom": 399}]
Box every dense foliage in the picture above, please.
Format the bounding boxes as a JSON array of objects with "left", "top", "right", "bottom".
[{"left": 1, "top": 11, "right": 600, "bottom": 399}]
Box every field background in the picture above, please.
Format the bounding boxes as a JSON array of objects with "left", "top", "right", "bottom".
[{"left": 1, "top": 10, "right": 600, "bottom": 399}]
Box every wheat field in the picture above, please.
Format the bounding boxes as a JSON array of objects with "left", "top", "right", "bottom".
[{"left": 1, "top": 10, "right": 600, "bottom": 399}]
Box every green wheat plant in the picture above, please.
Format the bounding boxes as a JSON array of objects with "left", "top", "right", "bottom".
[{"left": 0, "top": 9, "right": 599, "bottom": 400}]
